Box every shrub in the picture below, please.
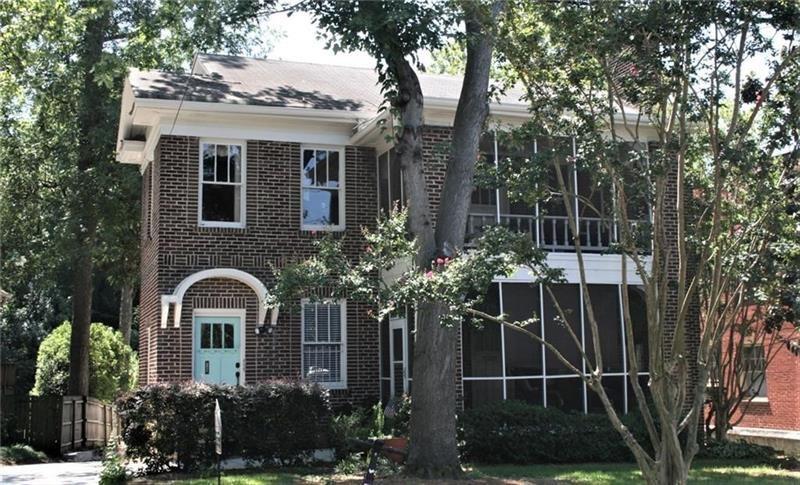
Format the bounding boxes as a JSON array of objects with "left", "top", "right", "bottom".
[
  {"left": 0, "top": 444, "right": 48, "bottom": 465},
  {"left": 459, "top": 400, "right": 652, "bottom": 464},
  {"left": 386, "top": 394, "right": 411, "bottom": 437},
  {"left": 32, "top": 322, "right": 137, "bottom": 401},
  {"left": 116, "top": 381, "right": 331, "bottom": 473},
  {"left": 698, "top": 439, "right": 776, "bottom": 461},
  {"left": 329, "top": 395, "right": 412, "bottom": 460},
  {"left": 99, "top": 439, "right": 126, "bottom": 484}
]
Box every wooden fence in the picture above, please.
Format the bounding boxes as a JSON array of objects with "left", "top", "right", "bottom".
[{"left": 1, "top": 395, "right": 120, "bottom": 454}]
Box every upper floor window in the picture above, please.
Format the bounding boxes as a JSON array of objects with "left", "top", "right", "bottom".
[
  {"left": 302, "top": 146, "right": 344, "bottom": 230},
  {"left": 302, "top": 300, "right": 347, "bottom": 389},
  {"left": 378, "top": 148, "right": 403, "bottom": 216},
  {"left": 199, "top": 140, "right": 245, "bottom": 227}
]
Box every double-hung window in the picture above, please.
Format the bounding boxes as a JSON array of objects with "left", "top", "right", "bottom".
[
  {"left": 301, "top": 300, "right": 346, "bottom": 389},
  {"left": 742, "top": 345, "right": 768, "bottom": 398},
  {"left": 301, "top": 146, "right": 344, "bottom": 230},
  {"left": 199, "top": 140, "right": 245, "bottom": 227}
]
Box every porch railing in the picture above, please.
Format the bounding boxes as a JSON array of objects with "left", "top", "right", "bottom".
[{"left": 467, "top": 212, "right": 649, "bottom": 252}]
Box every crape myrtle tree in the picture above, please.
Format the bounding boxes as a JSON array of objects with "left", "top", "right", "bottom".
[
  {"left": 481, "top": 0, "right": 799, "bottom": 483},
  {"left": 0, "top": 0, "right": 273, "bottom": 396},
  {"left": 279, "top": 0, "right": 506, "bottom": 477}
]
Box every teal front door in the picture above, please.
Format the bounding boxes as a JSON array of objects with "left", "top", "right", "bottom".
[{"left": 194, "top": 316, "right": 241, "bottom": 385}]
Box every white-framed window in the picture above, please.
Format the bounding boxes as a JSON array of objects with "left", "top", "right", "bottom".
[
  {"left": 199, "top": 139, "right": 246, "bottom": 228},
  {"left": 301, "top": 299, "right": 347, "bottom": 389},
  {"left": 301, "top": 146, "right": 344, "bottom": 231},
  {"left": 742, "top": 345, "right": 768, "bottom": 399}
]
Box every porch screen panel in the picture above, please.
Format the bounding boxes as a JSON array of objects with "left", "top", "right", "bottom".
[
  {"left": 584, "top": 285, "right": 624, "bottom": 373},
  {"left": 462, "top": 283, "right": 502, "bottom": 377},
  {"left": 502, "top": 283, "right": 542, "bottom": 376},
  {"left": 543, "top": 284, "right": 582, "bottom": 374},
  {"left": 627, "top": 286, "right": 649, "bottom": 372}
]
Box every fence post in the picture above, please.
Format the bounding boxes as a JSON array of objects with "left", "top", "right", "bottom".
[
  {"left": 103, "top": 404, "right": 108, "bottom": 444},
  {"left": 81, "top": 396, "right": 87, "bottom": 449},
  {"left": 70, "top": 397, "right": 76, "bottom": 451}
]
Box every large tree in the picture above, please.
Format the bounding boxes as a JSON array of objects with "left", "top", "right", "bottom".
[
  {"left": 487, "top": 1, "right": 799, "bottom": 482},
  {"left": 295, "top": 0, "right": 505, "bottom": 476},
  {"left": 0, "top": 0, "right": 271, "bottom": 395}
]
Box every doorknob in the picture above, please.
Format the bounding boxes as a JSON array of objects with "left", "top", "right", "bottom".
[{"left": 204, "top": 361, "right": 210, "bottom": 374}]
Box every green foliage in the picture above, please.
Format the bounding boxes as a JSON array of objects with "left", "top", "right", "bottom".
[
  {"left": 697, "top": 440, "right": 777, "bottom": 462},
  {"left": 385, "top": 394, "right": 411, "bottom": 437},
  {"left": 0, "top": 444, "right": 48, "bottom": 465},
  {"left": 459, "top": 400, "right": 653, "bottom": 464},
  {"left": 430, "top": 39, "right": 467, "bottom": 75},
  {"left": 268, "top": 210, "right": 559, "bottom": 327},
  {"left": 307, "top": 0, "right": 455, "bottom": 98},
  {"left": 0, "top": 0, "right": 273, "bottom": 394},
  {"left": 99, "top": 439, "right": 127, "bottom": 485},
  {"left": 32, "top": 322, "right": 137, "bottom": 401},
  {"left": 116, "top": 382, "right": 331, "bottom": 473}
]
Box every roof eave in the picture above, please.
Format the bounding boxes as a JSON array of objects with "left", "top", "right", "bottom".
[{"left": 132, "top": 97, "right": 369, "bottom": 123}]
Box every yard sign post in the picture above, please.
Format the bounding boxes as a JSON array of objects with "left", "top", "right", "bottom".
[{"left": 215, "top": 399, "right": 222, "bottom": 485}]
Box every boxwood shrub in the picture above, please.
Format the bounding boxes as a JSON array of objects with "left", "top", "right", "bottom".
[
  {"left": 116, "top": 381, "right": 331, "bottom": 473},
  {"left": 459, "top": 400, "right": 652, "bottom": 464}
]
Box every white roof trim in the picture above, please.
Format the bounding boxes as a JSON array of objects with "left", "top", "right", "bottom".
[
  {"left": 160, "top": 268, "right": 270, "bottom": 328},
  {"left": 134, "top": 98, "right": 368, "bottom": 123}
]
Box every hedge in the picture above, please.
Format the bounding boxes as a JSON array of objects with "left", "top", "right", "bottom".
[
  {"left": 116, "top": 381, "right": 331, "bottom": 473},
  {"left": 459, "top": 400, "right": 652, "bottom": 464}
]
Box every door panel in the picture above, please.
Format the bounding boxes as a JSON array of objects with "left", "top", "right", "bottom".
[
  {"left": 194, "top": 316, "right": 241, "bottom": 385},
  {"left": 389, "top": 317, "right": 408, "bottom": 396}
]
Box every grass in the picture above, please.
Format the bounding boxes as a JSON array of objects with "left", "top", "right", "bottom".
[
  {"left": 0, "top": 444, "right": 49, "bottom": 465},
  {"left": 470, "top": 460, "right": 800, "bottom": 484},
  {"left": 164, "top": 460, "right": 800, "bottom": 484}
]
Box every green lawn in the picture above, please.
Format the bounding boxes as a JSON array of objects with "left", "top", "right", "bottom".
[
  {"left": 168, "top": 460, "right": 800, "bottom": 484},
  {"left": 470, "top": 460, "right": 800, "bottom": 484}
]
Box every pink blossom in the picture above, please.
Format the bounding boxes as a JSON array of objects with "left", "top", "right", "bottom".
[
  {"left": 436, "top": 257, "right": 445, "bottom": 265},
  {"left": 425, "top": 271, "right": 434, "bottom": 278}
]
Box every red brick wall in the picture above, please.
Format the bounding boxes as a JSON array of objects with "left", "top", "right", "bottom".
[
  {"left": 139, "top": 135, "right": 380, "bottom": 406},
  {"left": 734, "top": 327, "right": 800, "bottom": 431}
]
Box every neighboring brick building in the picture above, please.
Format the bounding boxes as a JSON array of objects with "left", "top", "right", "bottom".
[
  {"left": 732, "top": 327, "right": 800, "bottom": 431},
  {"left": 116, "top": 53, "right": 690, "bottom": 411}
]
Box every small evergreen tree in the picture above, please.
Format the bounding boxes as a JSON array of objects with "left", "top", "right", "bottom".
[{"left": 33, "top": 322, "right": 137, "bottom": 401}]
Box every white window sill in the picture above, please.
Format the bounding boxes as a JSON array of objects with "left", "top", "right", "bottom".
[
  {"left": 302, "top": 225, "right": 345, "bottom": 232},
  {"left": 199, "top": 221, "right": 246, "bottom": 229},
  {"left": 748, "top": 397, "right": 769, "bottom": 404},
  {"left": 314, "top": 382, "right": 347, "bottom": 390}
]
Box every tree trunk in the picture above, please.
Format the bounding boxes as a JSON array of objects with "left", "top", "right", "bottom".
[
  {"left": 119, "top": 283, "right": 134, "bottom": 345},
  {"left": 405, "top": 3, "right": 503, "bottom": 478},
  {"left": 713, "top": 404, "right": 729, "bottom": 441},
  {"left": 69, "top": 236, "right": 94, "bottom": 396},
  {"left": 406, "top": 303, "right": 461, "bottom": 478},
  {"left": 68, "top": 2, "right": 110, "bottom": 397}
]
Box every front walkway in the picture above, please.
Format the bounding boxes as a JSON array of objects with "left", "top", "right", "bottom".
[{"left": 0, "top": 460, "right": 101, "bottom": 484}]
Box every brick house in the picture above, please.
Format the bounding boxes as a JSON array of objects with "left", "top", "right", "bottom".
[
  {"left": 732, "top": 329, "right": 800, "bottom": 431},
  {"left": 116, "top": 53, "right": 684, "bottom": 411}
]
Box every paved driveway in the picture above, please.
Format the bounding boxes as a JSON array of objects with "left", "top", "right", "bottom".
[{"left": 0, "top": 461, "right": 101, "bottom": 484}]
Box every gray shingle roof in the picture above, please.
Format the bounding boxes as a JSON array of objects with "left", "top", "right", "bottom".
[{"left": 129, "top": 53, "right": 526, "bottom": 116}]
